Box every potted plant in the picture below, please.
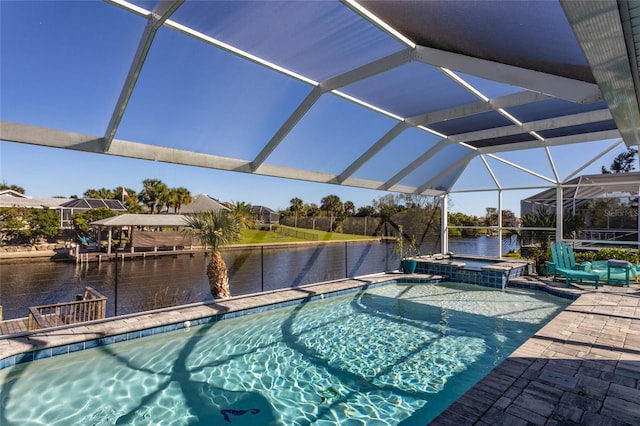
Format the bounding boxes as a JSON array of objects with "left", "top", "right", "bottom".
[
  {"left": 529, "top": 244, "right": 550, "bottom": 276},
  {"left": 395, "top": 226, "right": 420, "bottom": 274}
]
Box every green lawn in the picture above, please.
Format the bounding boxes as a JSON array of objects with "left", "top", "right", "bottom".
[{"left": 237, "top": 226, "right": 377, "bottom": 245}]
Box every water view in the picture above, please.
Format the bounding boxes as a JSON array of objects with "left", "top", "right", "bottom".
[{"left": 0, "top": 237, "right": 520, "bottom": 321}]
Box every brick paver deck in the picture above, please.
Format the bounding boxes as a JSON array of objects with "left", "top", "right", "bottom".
[{"left": 432, "top": 280, "right": 640, "bottom": 426}]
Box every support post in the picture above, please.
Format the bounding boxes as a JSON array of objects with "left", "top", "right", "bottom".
[
  {"left": 556, "top": 186, "right": 564, "bottom": 243},
  {"left": 441, "top": 194, "right": 449, "bottom": 255},
  {"left": 498, "top": 189, "right": 503, "bottom": 258}
]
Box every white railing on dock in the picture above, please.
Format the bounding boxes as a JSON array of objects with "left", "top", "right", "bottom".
[{"left": 27, "top": 287, "right": 107, "bottom": 331}]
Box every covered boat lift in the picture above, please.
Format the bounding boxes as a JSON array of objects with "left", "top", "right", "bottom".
[{"left": 90, "top": 214, "right": 195, "bottom": 255}]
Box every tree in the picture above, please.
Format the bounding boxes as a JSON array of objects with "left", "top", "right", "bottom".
[
  {"left": 229, "top": 200, "right": 255, "bottom": 229},
  {"left": 320, "top": 194, "right": 344, "bottom": 231},
  {"left": 117, "top": 188, "right": 143, "bottom": 213},
  {"left": 27, "top": 207, "right": 60, "bottom": 243},
  {"left": 343, "top": 201, "right": 355, "bottom": 216},
  {"left": 169, "top": 187, "right": 192, "bottom": 214},
  {"left": 0, "top": 181, "right": 25, "bottom": 194},
  {"left": 72, "top": 208, "right": 117, "bottom": 233},
  {"left": 520, "top": 207, "right": 555, "bottom": 247},
  {"left": 115, "top": 187, "right": 134, "bottom": 202},
  {"left": 602, "top": 147, "right": 638, "bottom": 173},
  {"left": 484, "top": 207, "right": 498, "bottom": 227},
  {"left": 183, "top": 210, "right": 241, "bottom": 299},
  {"left": 355, "top": 205, "right": 376, "bottom": 217},
  {"left": 371, "top": 194, "right": 404, "bottom": 236},
  {"left": 139, "top": 179, "right": 169, "bottom": 214},
  {"left": 83, "top": 188, "right": 115, "bottom": 199},
  {"left": 448, "top": 212, "right": 481, "bottom": 237},
  {"left": 306, "top": 203, "right": 321, "bottom": 230},
  {"left": 0, "top": 207, "right": 29, "bottom": 243},
  {"left": 289, "top": 197, "right": 304, "bottom": 227}
]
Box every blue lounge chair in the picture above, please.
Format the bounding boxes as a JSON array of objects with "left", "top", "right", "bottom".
[
  {"left": 585, "top": 259, "right": 638, "bottom": 287},
  {"left": 549, "top": 241, "right": 599, "bottom": 289}
]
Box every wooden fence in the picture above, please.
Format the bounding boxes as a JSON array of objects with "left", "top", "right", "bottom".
[{"left": 27, "top": 287, "right": 107, "bottom": 331}]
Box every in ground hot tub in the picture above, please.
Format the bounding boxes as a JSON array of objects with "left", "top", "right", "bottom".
[{"left": 415, "top": 255, "right": 532, "bottom": 289}]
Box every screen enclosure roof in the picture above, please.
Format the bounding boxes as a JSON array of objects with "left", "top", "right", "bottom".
[{"left": 1, "top": 0, "right": 639, "bottom": 197}]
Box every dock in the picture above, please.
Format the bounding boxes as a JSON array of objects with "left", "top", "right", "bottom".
[{"left": 68, "top": 248, "right": 209, "bottom": 263}]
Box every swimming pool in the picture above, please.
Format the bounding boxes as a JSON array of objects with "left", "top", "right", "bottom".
[{"left": 0, "top": 282, "right": 570, "bottom": 425}]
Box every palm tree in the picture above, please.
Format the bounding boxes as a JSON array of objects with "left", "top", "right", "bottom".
[
  {"left": 183, "top": 210, "right": 241, "bottom": 299},
  {"left": 0, "top": 182, "right": 25, "bottom": 194},
  {"left": 289, "top": 197, "right": 304, "bottom": 227},
  {"left": 343, "top": 200, "right": 355, "bottom": 216},
  {"left": 84, "top": 188, "right": 114, "bottom": 199},
  {"left": 139, "top": 179, "right": 169, "bottom": 214},
  {"left": 171, "top": 187, "right": 192, "bottom": 214},
  {"left": 229, "top": 200, "right": 255, "bottom": 229},
  {"left": 321, "top": 194, "right": 344, "bottom": 231},
  {"left": 306, "top": 203, "right": 321, "bottom": 230}
]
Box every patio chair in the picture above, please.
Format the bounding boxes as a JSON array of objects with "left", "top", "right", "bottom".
[
  {"left": 78, "top": 236, "right": 99, "bottom": 251},
  {"left": 549, "top": 241, "right": 599, "bottom": 288}
]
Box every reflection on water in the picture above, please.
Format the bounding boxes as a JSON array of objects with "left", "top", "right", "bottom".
[
  {"left": 0, "top": 237, "right": 518, "bottom": 321},
  {"left": 0, "top": 241, "right": 397, "bottom": 320},
  {"left": 449, "top": 234, "right": 520, "bottom": 256}
]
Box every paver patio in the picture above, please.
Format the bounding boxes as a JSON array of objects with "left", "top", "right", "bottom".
[{"left": 432, "top": 279, "right": 640, "bottom": 425}]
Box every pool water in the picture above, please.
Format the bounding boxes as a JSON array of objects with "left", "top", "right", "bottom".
[{"left": 0, "top": 282, "right": 570, "bottom": 425}]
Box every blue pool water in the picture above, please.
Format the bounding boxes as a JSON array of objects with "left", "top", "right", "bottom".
[{"left": 0, "top": 282, "right": 570, "bottom": 425}]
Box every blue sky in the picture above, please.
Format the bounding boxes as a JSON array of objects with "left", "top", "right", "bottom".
[
  {"left": 0, "top": 1, "right": 634, "bottom": 217},
  {"left": 0, "top": 140, "right": 397, "bottom": 212}
]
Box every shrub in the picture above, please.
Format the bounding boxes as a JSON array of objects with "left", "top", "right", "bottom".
[{"left": 575, "top": 248, "right": 639, "bottom": 264}]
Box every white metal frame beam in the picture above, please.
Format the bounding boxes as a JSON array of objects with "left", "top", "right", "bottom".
[
  {"left": 415, "top": 45, "right": 602, "bottom": 104},
  {"left": 103, "top": 0, "right": 184, "bottom": 152},
  {"left": 379, "top": 139, "right": 452, "bottom": 190},
  {"left": 451, "top": 109, "right": 614, "bottom": 145},
  {"left": 251, "top": 49, "right": 413, "bottom": 171},
  {"left": 561, "top": 0, "right": 640, "bottom": 146},
  {"left": 406, "top": 90, "right": 552, "bottom": 127}
]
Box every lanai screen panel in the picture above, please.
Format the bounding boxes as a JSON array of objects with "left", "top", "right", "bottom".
[
  {"left": 1, "top": 0, "right": 638, "bottom": 198},
  {"left": 269, "top": 94, "right": 398, "bottom": 175},
  {"left": 361, "top": 0, "right": 594, "bottom": 82},
  {"left": 1, "top": 1, "right": 143, "bottom": 135},
  {"left": 116, "top": 28, "right": 313, "bottom": 159},
  {"left": 353, "top": 128, "right": 445, "bottom": 183},
  {"left": 170, "top": 0, "right": 406, "bottom": 82},
  {"left": 340, "top": 62, "right": 479, "bottom": 117},
  {"left": 397, "top": 144, "right": 472, "bottom": 190}
]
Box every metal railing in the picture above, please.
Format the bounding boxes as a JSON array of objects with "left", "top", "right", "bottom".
[
  {"left": 27, "top": 287, "right": 107, "bottom": 331},
  {"left": 276, "top": 227, "right": 319, "bottom": 241}
]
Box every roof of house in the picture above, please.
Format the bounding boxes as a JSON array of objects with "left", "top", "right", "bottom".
[
  {"left": 522, "top": 171, "right": 640, "bottom": 210},
  {"left": 90, "top": 214, "right": 188, "bottom": 227},
  {"left": 0, "top": 193, "right": 129, "bottom": 211},
  {"left": 177, "top": 193, "right": 229, "bottom": 214},
  {"left": 60, "top": 198, "right": 127, "bottom": 211},
  {"left": 0, "top": 191, "right": 72, "bottom": 209},
  {"left": 252, "top": 205, "right": 277, "bottom": 214}
]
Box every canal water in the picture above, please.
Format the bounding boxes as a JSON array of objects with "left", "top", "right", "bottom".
[{"left": 0, "top": 236, "right": 519, "bottom": 321}]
